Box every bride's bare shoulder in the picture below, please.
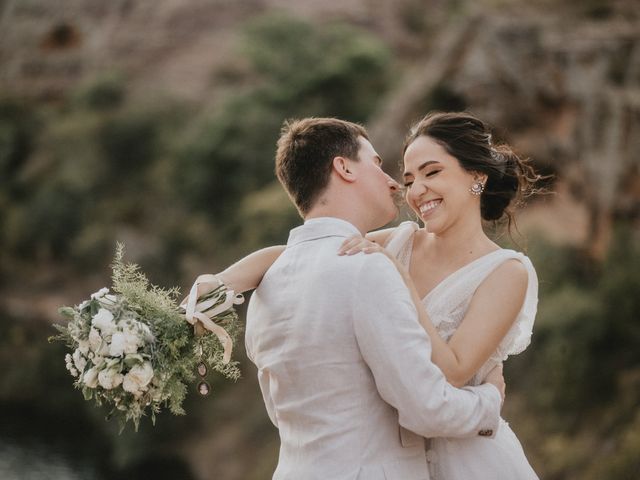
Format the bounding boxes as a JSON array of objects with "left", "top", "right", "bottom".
[
  {"left": 411, "top": 227, "right": 431, "bottom": 249},
  {"left": 367, "top": 221, "right": 422, "bottom": 247}
]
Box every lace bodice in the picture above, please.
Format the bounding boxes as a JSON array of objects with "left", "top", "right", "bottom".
[{"left": 385, "top": 221, "right": 539, "bottom": 386}]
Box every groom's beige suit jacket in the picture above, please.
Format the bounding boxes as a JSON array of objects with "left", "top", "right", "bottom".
[{"left": 246, "top": 218, "right": 501, "bottom": 480}]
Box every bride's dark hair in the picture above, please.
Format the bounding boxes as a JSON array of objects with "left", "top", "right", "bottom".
[{"left": 404, "top": 111, "right": 542, "bottom": 233}]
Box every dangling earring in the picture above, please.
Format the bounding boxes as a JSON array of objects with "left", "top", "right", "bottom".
[{"left": 469, "top": 181, "right": 485, "bottom": 195}]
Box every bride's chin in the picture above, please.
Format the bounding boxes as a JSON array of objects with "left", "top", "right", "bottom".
[
  {"left": 412, "top": 210, "right": 443, "bottom": 234},
  {"left": 423, "top": 219, "right": 443, "bottom": 234}
]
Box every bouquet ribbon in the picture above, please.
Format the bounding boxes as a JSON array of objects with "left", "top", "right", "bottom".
[{"left": 181, "top": 276, "right": 244, "bottom": 364}]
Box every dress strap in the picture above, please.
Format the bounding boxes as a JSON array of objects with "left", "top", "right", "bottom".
[
  {"left": 425, "top": 249, "right": 539, "bottom": 364},
  {"left": 474, "top": 250, "right": 539, "bottom": 359},
  {"left": 384, "top": 221, "right": 419, "bottom": 268}
]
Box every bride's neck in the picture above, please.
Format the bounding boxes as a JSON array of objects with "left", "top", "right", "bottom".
[{"left": 429, "top": 216, "right": 493, "bottom": 261}]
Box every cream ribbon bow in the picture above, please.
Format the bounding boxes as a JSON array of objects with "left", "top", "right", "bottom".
[{"left": 180, "top": 274, "right": 244, "bottom": 364}]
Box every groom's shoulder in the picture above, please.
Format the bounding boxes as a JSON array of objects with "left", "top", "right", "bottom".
[
  {"left": 339, "top": 251, "right": 400, "bottom": 283},
  {"left": 290, "top": 240, "right": 399, "bottom": 285}
]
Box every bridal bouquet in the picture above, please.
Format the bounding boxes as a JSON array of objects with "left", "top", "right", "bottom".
[{"left": 52, "top": 244, "right": 243, "bottom": 431}]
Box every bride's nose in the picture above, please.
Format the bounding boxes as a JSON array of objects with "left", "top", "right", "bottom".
[{"left": 408, "top": 180, "right": 428, "bottom": 197}]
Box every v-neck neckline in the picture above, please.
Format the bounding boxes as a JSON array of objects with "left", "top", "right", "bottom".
[{"left": 420, "top": 248, "right": 504, "bottom": 302}]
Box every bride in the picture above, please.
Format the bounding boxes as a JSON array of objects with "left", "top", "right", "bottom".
[{"left": 196, "top": 111, "right": 540, "bottom": 479}]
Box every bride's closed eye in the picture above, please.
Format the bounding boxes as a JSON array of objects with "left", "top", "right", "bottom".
[{"left": 404, "top": 170, "right": 440, "bottom": 187}]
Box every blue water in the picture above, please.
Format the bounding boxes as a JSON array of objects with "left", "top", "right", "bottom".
[{"left": 0, "top": 439, "right": 99, "bottom": 480}]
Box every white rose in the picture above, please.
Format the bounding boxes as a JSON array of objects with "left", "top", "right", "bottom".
[
  {"left": 83, "top": 367, "right": 99, "bottom": 388},
  {"left": 109, "top": 332, "right": 125, "bottom": 357},
  {"left": 122, "top": 362, "right": 154, "bottom": 396},
  {"left": 98, "top": 368, "right": 124, "bottom": 390},
  {"left": 90, "top": 287, "right": 109, "bottom": 299},
  {"left": 92, "top": 308, "right": 116, "bottom": 336},
  {"left": 88, "top": 328, "right": 102, "bottom": 352},
  {"left": 72, "top": 349, "right": 87, "bottom": 372},
  {"left": 109, "top": 329, "right": 140, "bottom": 357}
]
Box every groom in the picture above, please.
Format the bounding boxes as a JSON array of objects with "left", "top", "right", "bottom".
[{"left": 245, "top": 118, "right": 504, "bottom": 479}]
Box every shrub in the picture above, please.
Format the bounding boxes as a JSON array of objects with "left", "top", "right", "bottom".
[{"left": 175, "top": 13, "right": 392, "bottom": 226}]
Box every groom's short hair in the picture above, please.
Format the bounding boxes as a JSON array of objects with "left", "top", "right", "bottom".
[{"left": 275, "top": 117, "right": 368, "bottom": 216}]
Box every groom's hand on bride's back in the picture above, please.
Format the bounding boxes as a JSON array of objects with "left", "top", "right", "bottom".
[{"left": 484, "top": 364, "right": 506, "bottom": 405}]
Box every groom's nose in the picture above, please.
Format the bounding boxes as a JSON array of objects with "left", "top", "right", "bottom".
[{"left": 387, "top": 177, "right": 401, "bottom": 191}]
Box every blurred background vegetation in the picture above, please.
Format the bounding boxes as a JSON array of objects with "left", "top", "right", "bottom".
[{"left": 1, "top": 0, "right": 639, "bottom": 479}]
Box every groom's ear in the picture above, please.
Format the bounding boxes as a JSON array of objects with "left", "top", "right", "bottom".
[{"left": 333, "top": 156, "right": 356, "bottom": 183}]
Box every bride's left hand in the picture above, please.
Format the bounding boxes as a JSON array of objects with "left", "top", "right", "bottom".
[{"left": 338, "top": 235, "right": 380, "bottom": 256}]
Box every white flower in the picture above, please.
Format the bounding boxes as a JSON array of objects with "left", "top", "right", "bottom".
[
  {"left": 109, "top": 332, "right": 124, "bottom": 357},
  {"left": 78, "top": 300, "right": 90, "bottom": 310},
  {"left": 98, "top": 294, "right": 118, "bottom": 307},
  {"left": 122, "top": 362, "right": 154, "bottom": 396},
  {"left": 72, "top": 349, "right": 87, "bottom": 372},
  {"left": 83, "top": 367, "right": 99, "bottom": 388},
  {"left": 92, "top": 355, "right": 105, "bottom": 369},
  {"left": 88, "top": 327, "right": 102, "bottom": 352},
  {"left": 78, "top": 340, "right": 90, "bottom": 356},
  {"left": 92, "top": 308, "right": 116, "bottom": 336},
  {"left": 90, "top": 287, "right": 109, "bottom": 300},
  {"left": 98, "top": 368, "right": 124, "bottom": 390},
  {"left": 68, "top": 322, "right": 83, "bottom": 341},
  {"left": 108, "top": 332, "right": 125, "bottom": 357},
  {"left": 65, "top": 354, "right": 79, "bottom": 377},
  {"left": 109, "top": 330, "right": 140, "bottom": 357},
  {"left": 98, "top": 341, "right": 110, "bottom": 357}
]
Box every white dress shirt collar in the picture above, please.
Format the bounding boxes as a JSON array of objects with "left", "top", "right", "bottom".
[{"left": 287, "top": 217, "right": 361, "bottom": 247}]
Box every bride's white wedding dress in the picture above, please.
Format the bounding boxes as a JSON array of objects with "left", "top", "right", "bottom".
[{"left": 386, "top": 221, "right": 539, "bottom": 480}]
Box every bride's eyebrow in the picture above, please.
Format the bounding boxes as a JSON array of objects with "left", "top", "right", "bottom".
[{"left": 403, "top": 160, "right": 441, "bottom": 178}]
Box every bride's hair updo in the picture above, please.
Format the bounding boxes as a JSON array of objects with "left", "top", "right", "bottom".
[{"left": 404, "top": 111, "right": 541, "bottom": 227}]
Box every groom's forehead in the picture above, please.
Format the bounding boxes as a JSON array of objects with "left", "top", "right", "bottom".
[{"left": 358, "top": 137, "right": 382, "bottom": 162}]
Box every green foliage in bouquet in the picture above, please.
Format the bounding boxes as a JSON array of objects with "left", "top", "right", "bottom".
[{"left": 51, "top": 244, "right": 242, "bottom": 432}]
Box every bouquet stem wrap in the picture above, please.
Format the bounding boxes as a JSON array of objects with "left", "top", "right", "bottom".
[{"left": 181, "top": 276, "right": 244, "bottom": 364}]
